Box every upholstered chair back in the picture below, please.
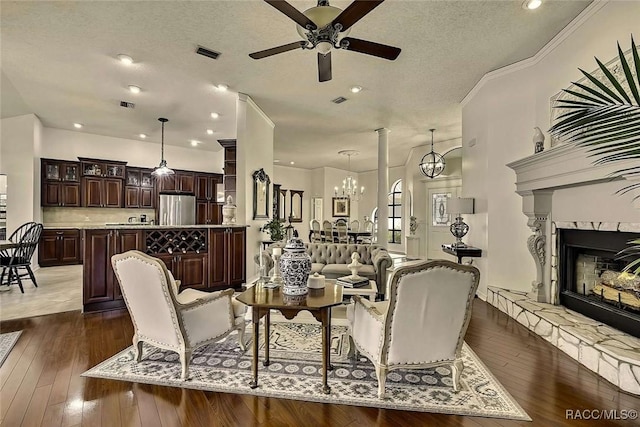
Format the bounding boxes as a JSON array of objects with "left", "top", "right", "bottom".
[
  {"left": 350, "top": 220, "right": 360, "bottom": 232},
  {"left": 383, "top": 260, "right": 479, "bottom": 365},
  {"left": 335, "top": 221, "right": 348, "bottom": 243},
  {"left": 112, "top": 251, "right": 184, "bottom": 351}
]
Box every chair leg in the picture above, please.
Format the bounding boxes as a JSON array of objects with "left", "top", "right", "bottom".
[
  {"left": 25, "top": 265, "right": 38, "bottom": 287},
  {"left": 375, "top": 364, "right": 387, "bottom": 398},
  {"left": 0, "top": 267, "right": 6, "bottom": 286},
  {"left": 236, "top": 322, "right": 246, "bottom": 351},
  {"left": 180, "top": 349, "right": 192, "bottom": 380},
  {"left": 452, "top": 359, "right": 464, "bottom": 392},
  {"left": 13, "top": 268, "right": 24, "bottom": 293},
  {"left": 133, "top": 337, "right": 144, "bottom": 362}
]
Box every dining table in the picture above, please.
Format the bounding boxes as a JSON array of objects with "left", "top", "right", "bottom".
[
  {"left": 308, "top": 230, "right": 372, "bottom": 243},
  {"left": 0, "top": 240, "right": 18, "bottom": 250}
]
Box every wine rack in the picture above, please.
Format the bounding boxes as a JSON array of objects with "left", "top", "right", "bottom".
[{"left": 145, "top": 229, "right": 208, "bottom": 255}]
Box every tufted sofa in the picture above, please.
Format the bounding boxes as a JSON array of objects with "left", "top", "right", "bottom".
[{"left": 256, "top": 243, "right": 393, "bottom": 297}]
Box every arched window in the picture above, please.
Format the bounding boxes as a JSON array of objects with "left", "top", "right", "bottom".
[{"left": 388, "top": 180, "right": 402, "bottom": 244}]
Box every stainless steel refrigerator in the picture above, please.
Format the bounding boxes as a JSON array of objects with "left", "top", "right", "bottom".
[{"left": 158, "top": 194, "right": 196, "bottom": 225}]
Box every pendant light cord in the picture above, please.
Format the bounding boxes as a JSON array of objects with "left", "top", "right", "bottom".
[{"left": 161, "top": 121, "right": 165, "bottom": 161}]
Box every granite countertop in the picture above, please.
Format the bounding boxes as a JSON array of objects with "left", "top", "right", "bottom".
[{"left": 43, "top": 223, "right": 249, "bottom": 230}]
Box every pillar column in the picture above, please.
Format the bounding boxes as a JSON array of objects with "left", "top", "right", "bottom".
[{"left": 376, "top": 128, "right": 389, "bottom": 248}]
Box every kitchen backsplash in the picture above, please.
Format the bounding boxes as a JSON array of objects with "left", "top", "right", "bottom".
[{"left": 43, "top": 207, "right": 156, "bottom": 225}]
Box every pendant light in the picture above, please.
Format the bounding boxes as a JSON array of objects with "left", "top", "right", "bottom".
[
  {"left": 151, "top": 117, "right": 175, "bottom": 177},
  {"left": 419, "top": 129, "right": 445, "bottom": 178}
]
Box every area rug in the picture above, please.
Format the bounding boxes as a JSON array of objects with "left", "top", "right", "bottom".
[
  {"left": 83, "top": 323, "right": 530, "bottom": 421},
  {"left": 0, "top": 331, "right": 22, "bottom": 366}
]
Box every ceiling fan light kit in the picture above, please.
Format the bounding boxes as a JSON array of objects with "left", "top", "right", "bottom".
[{"left": 250, "top": 0, "right": 401, "bottom": 82}]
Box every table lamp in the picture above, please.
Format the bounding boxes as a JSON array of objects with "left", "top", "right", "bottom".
[{"left": 448, "top": 197, "right": 474, "bottom": 248}]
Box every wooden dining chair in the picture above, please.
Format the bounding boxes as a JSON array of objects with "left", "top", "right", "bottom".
[
  {"left": 310, "top": 219, "right": 322, "bottom": 242},
  {"left": 335, "top": 220, "right": 349, "bottom": 244},
  {"left": 350, "top": 220, "right": 360, "bottom": 232},
  {"left": 322, "top": 220, "right": 334, "bottom": 243},
  {"left": 0, "top": 222, "right": 43, "bottom": 292}
]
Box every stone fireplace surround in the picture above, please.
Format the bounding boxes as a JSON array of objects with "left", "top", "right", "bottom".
[{"left": 500, "top": 145, "right": 640, "bottom": 395}]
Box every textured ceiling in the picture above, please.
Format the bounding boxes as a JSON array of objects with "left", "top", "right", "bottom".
[{"left": 1, "top": 1, "right": 591, "bottom": 171}]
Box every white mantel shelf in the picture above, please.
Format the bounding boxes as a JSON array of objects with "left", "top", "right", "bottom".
[{"left": 506, "top": 143, "right": 637, "bottom": 194}]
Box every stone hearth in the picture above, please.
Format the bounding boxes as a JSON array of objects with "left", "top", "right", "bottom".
[{"left": 487, "top": 286, "right": 640, "bottom": 396}]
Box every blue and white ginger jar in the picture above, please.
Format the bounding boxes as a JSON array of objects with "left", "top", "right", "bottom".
[{"left": 279, "top": 238, "right": 311, "bottom": 295}]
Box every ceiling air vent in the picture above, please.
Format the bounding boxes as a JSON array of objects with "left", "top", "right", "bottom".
[
  {"left": 196, "top": 46, "right": 221, "bottom": 60},
  {"left": 120, "top": 101, "right": 135, "bottom": 109},
  {"left": 331, "top": 96, "right": 347, "bottom": 104}
]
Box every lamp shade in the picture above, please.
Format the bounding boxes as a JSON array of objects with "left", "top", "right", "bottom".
[{"left": 448, "top": 197, "right": 474, "bottom": 215}]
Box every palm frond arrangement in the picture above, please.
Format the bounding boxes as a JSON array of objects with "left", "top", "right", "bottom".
[
  {"left": 616, "top": 239, "right": 640, "bottom": 275},
  {"left": 549, "top": 35, "right": 640, "bottom": 198}
]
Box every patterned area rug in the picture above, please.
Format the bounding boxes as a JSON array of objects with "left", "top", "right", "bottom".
[
  {"left": 0, "top": 331, "right": 22, "bottom": 366},
  {"left": 83, "top": 323, "right": 530, "bottom": 421}
]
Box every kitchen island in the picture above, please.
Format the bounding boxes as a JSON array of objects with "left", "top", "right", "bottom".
[{"left": 82, "top": 224, "right": 247, "bottom": 313}]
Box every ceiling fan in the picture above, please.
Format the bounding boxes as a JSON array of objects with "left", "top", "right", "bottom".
[{"left": 249, "top": 0, "right": 401, "bottom": 82}]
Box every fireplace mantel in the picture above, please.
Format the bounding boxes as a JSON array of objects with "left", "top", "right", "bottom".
[
  {"left": 506, "top": 144, "right": 639, "bottom": 303},
  {"left": 506, "top": 143, "right": 638, "bottom": 194}
]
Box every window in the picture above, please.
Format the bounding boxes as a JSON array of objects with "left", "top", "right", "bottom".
[{"left": 388, "top": 180, "right": 402, "bottom": 244}]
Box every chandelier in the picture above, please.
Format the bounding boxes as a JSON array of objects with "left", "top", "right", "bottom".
[
  {"left": 419, "top": 128, "right": 445, "bottom": 178},
  {"left": 334, "top": 150, "right": 364, "bottom": 201},
  {"left": 151, "top": 117, "right": 175, "bottom": 177}
]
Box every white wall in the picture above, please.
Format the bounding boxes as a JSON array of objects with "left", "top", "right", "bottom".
[
  {"left": 0, "top": 114, "right": 42, "bottom": 236},
  {"left": 462, "top": 1, "right": 640, "bottom": 298},
  {"left": 236, "top": 94, "right": 274, "bottom": 282},
  {"left": 41, "top": 127, "right": 223, "bottom": 173},
  {"left": 273, "top": 165, "right": 312, "bottom": 240}
]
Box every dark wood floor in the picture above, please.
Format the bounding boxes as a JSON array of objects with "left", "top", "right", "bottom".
[{"left": 1, "top": 300, "right": 638, "bottom": 427}]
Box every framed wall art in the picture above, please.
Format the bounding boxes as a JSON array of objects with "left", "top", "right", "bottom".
[{"left": 332, "top": 197, "right": 350, "bottom": 217}]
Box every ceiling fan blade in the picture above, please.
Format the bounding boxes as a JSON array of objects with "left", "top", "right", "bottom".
[
  {"left": 331, "top": 0, "right": 384, "bottom": 32},
  {"left": 318, "top": 52, "right": 332, "bottom": 82},
  {"left": 341, "top": 37, "right": 401, "bottom": 60},
  {"left": 264, "top": 0, "right": 317, "bottom": 30},
  {"left": 249, "top": 41, "right": 305, "bottom": 59}
]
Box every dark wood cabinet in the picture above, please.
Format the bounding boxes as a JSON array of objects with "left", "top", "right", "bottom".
[
  {"left": 160, "top": 253, "right": 208, "bottom": 291},
  {"left": 41, "top": 159, "right": 81, "bottom": 207},
  {"left": 82, "top": 177, "right": 123, "bottom": 208},
  {"left": 39, "top": 229, "right": 82, "bottom": 267},
  {"left": 157, "top": 171, "right": 195, "bottom": 194},
  {"left": 196, "top": 201, "right": 221, "bottom": 225},
  {"left": 195, "top": 173, "right": 222, "bottom": 201},
  {"left": 209, "top": 227, "right": 245, "bottom": 289},
  {"left": 83, "top": 229, "right": 143, "bottom": 311},
  {"left": 125, "top": 168, "right": 155, "bottom": 209}
]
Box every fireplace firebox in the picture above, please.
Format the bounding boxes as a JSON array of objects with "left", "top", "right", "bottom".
[{"left": 559, "top": 228, "right": 640, "bottom": 338}]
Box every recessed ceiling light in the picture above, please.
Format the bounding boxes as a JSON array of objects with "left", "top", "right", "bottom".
[
  {"left": 117, "top": 54, "right": 133, "bottom": 65},
  {"left": 73, "top": 123, "right": 83, "bottom": 129},
  {"left": 274, "top": 159, "right": 280, "bottom": 163},
  {"left": 215, "top": 84, "right": 228, "bottom": 92},
  {"left": 139, "top": 133, "right": 147, "bottom": 139},
  {"left": 206, "top": 129, "right": 214, "bottom": 135},
  {"left": 350, "top": 85, "right": 362, "bottom": 93},
  {"left": 290, "top": 161, "right": 295, "bottom": 165},
  {"left": 210, "top": 112, "right": 219, "bottom": 119},
  {"left": 522, "top": 0, "right": 542, "bottom": 10},
  {"left": 191, "top": 140, "right": 200, "bottom": 146},
  {"left": 128, "top": 85, "right": 141, "bottom": 94}
]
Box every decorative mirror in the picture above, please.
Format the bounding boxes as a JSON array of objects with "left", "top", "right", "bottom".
[
  {"left": 279, "top": 188, "right": 288, "bottom": 221},
  {"left": 289, "top": 190, "right": 303, "bottom": 223},
  {"left": 252, "top": 168, "right": 270, "bottom": 220}
]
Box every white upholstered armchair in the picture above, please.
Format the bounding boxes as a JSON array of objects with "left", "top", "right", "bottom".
[
  {"left": 347, "top": 260, "right": 480, "bottom": 397},
  {"left": 111, "top": 250, "right": 247, "bottom": 380}
]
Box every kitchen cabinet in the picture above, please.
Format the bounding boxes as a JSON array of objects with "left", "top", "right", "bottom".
[
  {"left": 157, "top": 253, "right": 209, "bottom": 291},
  {"left": 196, "top": 200, "right": 221, "bottom": 225},
  {"left": 38, "top": 228, "right": 82, "bottom": 267},
  {"left": 209, "top": 227, "right": 246, "bottom": 289},
  {"left": 195, "top": 173, "right": 223, "bottom": 201},
  {"left": 125, "top": 168, "right": 155, "bottom": 208},
  {"left": 157, "top": 171, "right": 195, "bottom": 194},
  {"left": 82, "top": 177, "right": 123, "bottom": 208},
  {"left": 83, "top": 229, "right": 143, "bottom": 311},
  {"left": 41, "top": 159, "right": 81, "bottom": 207}
]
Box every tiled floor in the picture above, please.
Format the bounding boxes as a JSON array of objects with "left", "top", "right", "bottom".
[{"left": 0, "top": 265, "right": 82, "bottom": 321}]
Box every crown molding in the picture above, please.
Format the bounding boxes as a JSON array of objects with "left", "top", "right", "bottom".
[
  {"left": 460, "top": 0, "right": 608, "bottom": 107},
  {"left": 238, "top": 92, "right": 275, "bottom": 128}
]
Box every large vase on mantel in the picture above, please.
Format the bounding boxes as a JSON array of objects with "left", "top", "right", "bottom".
[{"left": 279, "top": 238, "right": 311, "bottom": 296}]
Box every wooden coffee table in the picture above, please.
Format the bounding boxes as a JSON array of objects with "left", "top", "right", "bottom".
[{"left": 236, "top": 283, "right": 344, "bottom": 394}]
